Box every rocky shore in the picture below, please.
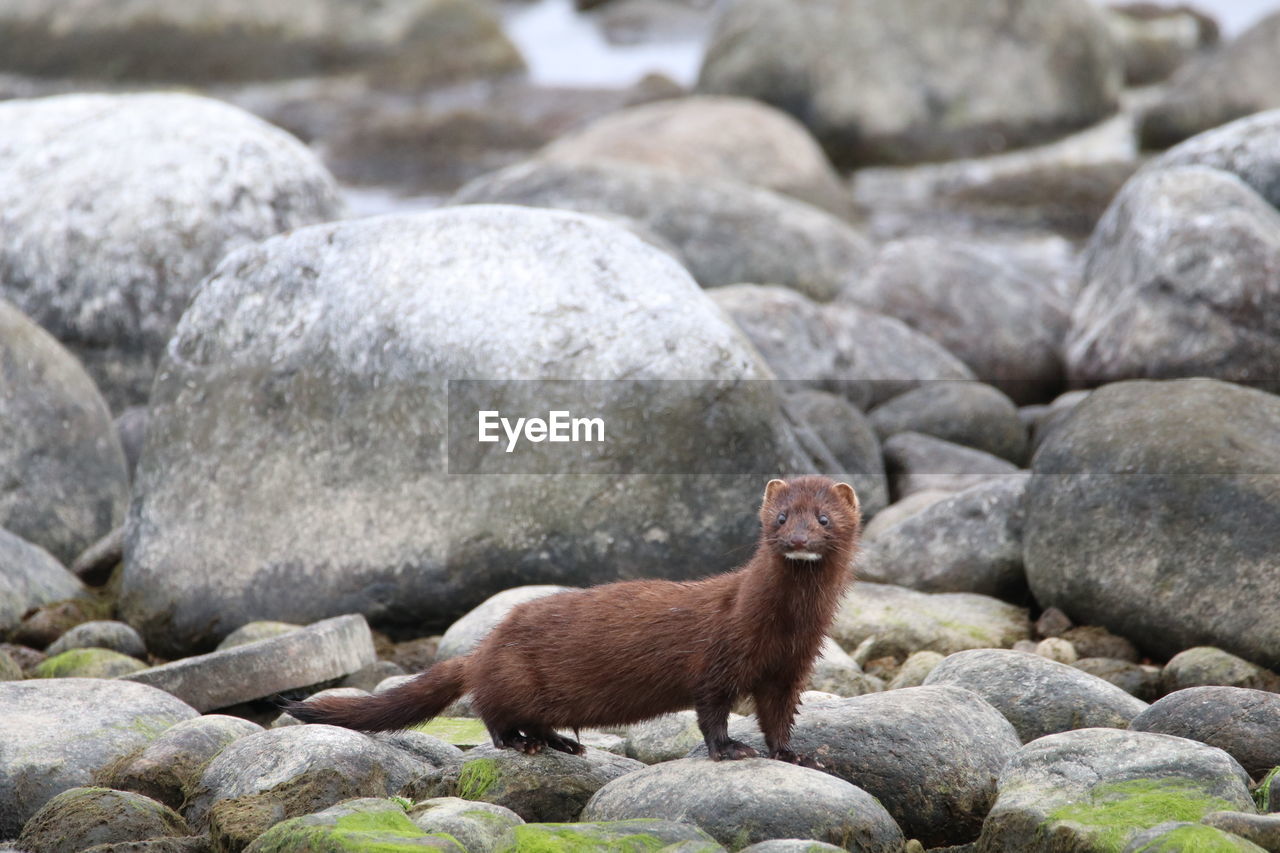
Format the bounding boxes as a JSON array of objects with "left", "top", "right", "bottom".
[{"left": 2, "top": 0, "right": 1279, "bottom": 851}]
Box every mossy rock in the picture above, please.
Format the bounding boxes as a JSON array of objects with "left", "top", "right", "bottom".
[
  {"left": 407, "top": 797, "right": 523, "bottom": 852},
  {"left": 414, "top": 717, "right": 489, "bottom": 749},
  {"left": 33, "top": 647, "right": 146, "bottom": 678},
  {"left": 245, "top": 798, "right": 464, "bottom": 852},
  {"left": 494, "top": 819, "right": 721, "bottom": 853},
  {"left": 1121, "top": 821, "right": 1266, "bottom": 852},
  {"left": 16, "top": 786, "right": 191, "bottom": 851}
]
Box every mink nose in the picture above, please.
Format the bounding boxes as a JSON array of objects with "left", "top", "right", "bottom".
[{"left": 788, "top": 535, "right": 808, "bottom": 548}]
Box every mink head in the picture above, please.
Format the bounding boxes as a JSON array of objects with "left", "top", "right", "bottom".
[{"left": 759, "top": 475, "right": 861, "bottom": 563}]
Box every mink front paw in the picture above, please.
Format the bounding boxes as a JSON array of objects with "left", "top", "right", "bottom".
[
  {"left": 770, "top": 748, "right": 824, "bottom": 769},
  {"left": 710, "top": 739, "right": 759, "bottom": 761}
]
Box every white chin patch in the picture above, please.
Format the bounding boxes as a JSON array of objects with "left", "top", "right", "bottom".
[{"left": 785, "top": 551, "right": 822, "bottom": 562}]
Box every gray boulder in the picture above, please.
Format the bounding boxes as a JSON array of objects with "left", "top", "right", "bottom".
[
  {"left": 923, "top": 648, "right": 1149, "bottom": 743},
  {"left": 978, "top": 728, "right": 1257, "bottom": 852},
  {"left": 1131, "top": 687, "right": 1280, "bottom": 779},
  {"left": 710, "top": 285, "right": 975, "bottom": 411},
  {"left": 452, "top": 160, "right": 871, "bottom": 301},
  {"left": 408, "top": 797, "right": 524, "bottom": 853},
  {"left": 698, "top": 0, "right": 1120, "bottom": 167},
  {"left": 16, "top": 787, "right": 191, "bottom": 852},
  {"left": 883, "top": 432, "right": 1020, "bottom": 500},
  {"left": 867, "top": 382, "right": 1028, "bottom": 464},
  {"left": 1024, "top": 379, "right": 1280, "bottom": 667},
  {"left": 1162, "top": 647, "right": 1280, "bottom": 694},
  {"left": 0, "top": 93, "right": 343, "bottom": 410},
  {"left": 782, "top": 389, "right": 889, "bottom": 519},
  {"left": 46, "top": 621, "right": 146, "bottom": 659},
  {"left": 121, "top": 205, "right": 813, "bottom": 656},
  {"left": 0, "top": 678, "right": 198, "bottom": 837},
  {"left": 0, "top": 0, "right": 522, "bottom": 85},
  {"left": 1066, "top": 167, "right": 1280, "bottom": 389},
  {"left": 623, "top": 711, "right": 712, "bottom": 765},
  {"left": 0, "top": 299, "right": 129, "bottom": 564},
  {"left": 857, "top": 475, "right": 1030, "bottom": 600},
  {"left": 1104, "top": 3, "right": 1218, "bottom": 86},
  {"left": 1072, "top": 658, "right": 1162, "bottom": 702},
  {"left": 1150, "top": 109, "right": 1280, "bottom": 211},
  {"left": 436, "top": 586, "right": 573, "bottom": 662},
  {"left": 582, "top": 758, "right": 904, "bottom": 851},
  {"left": 0, "top": 528, "right": 86, "bottom": 635},
  {"left": 34, "top": 648, "right": 146, "bottom": 678},
  {"left": 846, "top": 239, "right": 1071, "bottom": 403}
]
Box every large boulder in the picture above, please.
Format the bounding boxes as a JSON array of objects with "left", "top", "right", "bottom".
[
  {"left": 0, "top": 299, "right": 129, "bottom": 564},
  {"left": 0, "top": 528, "right": 86, "bottom": 635},
  {"left": 1131, "top": 687, "right": 1280, "bottom": 780},
  {"left": 16, "top": 787, "right": 192, "bottom": 852},
  {"left": 1065, "top": 167, "right": 1280, "bottom": 390},
  {"left": 697, "top": 0, "right": 1121, "bottom": 167},
  {"left": 1150, "top": 109, "right": 1280, "bottom": 212},
  {"left": 121, "top": 206, "right": 812, "bottom": 655},
  {"left": 0, "top": 0, "right": 522, "bottom": 85},
  {"left": 0, "top": 93, "right": 343, "bottom": 410},
  {"left": 1024, "top": 379, "right": 1280, "bottom": 667},
  {"left": 451, "top": 160, "right": 872, "bottom": 301}
]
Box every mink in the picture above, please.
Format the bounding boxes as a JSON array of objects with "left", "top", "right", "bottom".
[{"left": 287, "top": 475, "right": 861, "bottom": 766}]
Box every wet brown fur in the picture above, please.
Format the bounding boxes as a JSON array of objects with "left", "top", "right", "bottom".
[{"left": 287, "top": 475, "right": 860, "bottom": 765}]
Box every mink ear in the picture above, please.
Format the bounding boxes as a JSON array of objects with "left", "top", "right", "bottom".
[
  {"left": 832, "top": 482, "right": 859, "bottom": 514},
  {"left": 762, "top": 479, "right": 788, "bottom": 506}
]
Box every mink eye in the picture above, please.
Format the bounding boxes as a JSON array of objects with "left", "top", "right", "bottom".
[
  {"left": 818, "top": 514, "right": 830, "bottom": 526},
  {"left": 776, "top": 513, "right": 787, "bottom": 525}
]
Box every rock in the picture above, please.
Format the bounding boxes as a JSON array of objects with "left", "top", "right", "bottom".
[
  {"left": 496, "top": 819, "right": 721, "bottom": 853},
  {"left": 215, "top": 622, "right": 301, "bottom": 651},
  {"left": 16, "top": 787, "right": 191, "bottom": 852},
  {"left": 435, "top": 587, "right": 574, "bottom": 662},
  {"left": 121, "top": 206, "right": 813, "bottom": 656},
  {"left": 1105, "top": 3, "right": 1218, "bottom": 86},
  {"left": 1034, "top": 606, "right": 1074, "bottom": 639},
  {"left": 46, "top": 621, "right": 146, "bottom": 659},
  {"left": 115, "top": 407, "right": 150, "bottom": 483},
  {"left": 1072, "top": 658, "right": 1163, "bottom": 703},
  {"left": 697, "top": 0, "right": 1120, "bottom": 168},
  {"left": 847, "top": 240, "right": 1072, "bottom": 403},
  {"left": 0, "top": 528, "right": 86, "bottom": 635},
  {"left": 856, "top": 475, "right": 1030, "bottom": 600},
  {"left": 452, "top": 160, "right": 872, "bottom": 301},
  {"left": 1163, "top": 648, "right": 1280, "bottom": 694},
  {"left": 978, "top": 728, "right": 1257, "bottom": 852},
  {"left": 0, "top": 679, "right": 198, "bottom": 837},
  {"left": 1024, "top": 380, "right": 1280, "bottom": 667},
  {"left": 886, "top": 651, "right": 945, "bottom": 690},
  {"left": 122, "top": 615, "right": 376, "bottom": 712},
  {"left": 1026, "top": 388, "right": 1091, "bottom": 454},
  {"left": 69, "top": 526, "right": 125, "bottom": 586},
  {"left": 340, "top": 661, "right": 407, "bottom": 692},
  {"left": 243, "top": 798, "right": 464, "bottom": 853},
  {"left": 411, "top": 718, "right": 491, "bottom": 750},
  {"left": 0, "top": 643, "right": 43, "bottom": 675},
  {"left": 1147, "top": 110, "right": 1280, "bottom": 214},
  {"left": 0, "top": 299, "right": 129, "bottom": 563},
  {"left": 782, "top": 389, "right": 889, "bottom": 520},
  {"left": 867, "top": 382, "right": 1028, "bottom": 463},
  {"left": 860, "top": 491, "right": 949, "bottom": 541},
  {"left": 387, "top": 637, "right": 441, "bottom": 674},
  {"left": 1058, "top": 625, "right": 1140, "bottom": 663},
  {"left": 0, "top": 651, "right": 20, "bottom": 682},
  {"left": 1139, "top": 12, "right": 1280, "bottom": 148},
  {"left": 0, "top": 93, "right": 343, "bottom": 410},
  {"left": 34, "top": 648, "right": 147, "bottom": 679},
  {"left": 104, "top": 715, "right": 265, "bottom": 810},
  {"left": 407, "top": 797, "right": 523, "bottom": 852},
  {"left": 923, "top": 648, "right": 1149, "bottom": 742},
  {"left": 1065, "top": 168, "right": 1280, "bottom": 389},
  {"left": 10, "top": 597, "right": 111, "bottom": 650},
  {"left": 1121, "top": 821, "right": 1266, "bottom": 852},
  {"left": 831, "top": 582, "right": 1031, "bottom": 660},
  {"left": 1131, "top": 687, "right": 1280, "bottom": 779},
  {"left": 1034, "top": 637, "right": 1077, "bottom": 664},
  {"left": 0, "top": 0, "right": 522, "bottom": 85},
  {"left": 808, "top": 637, "right": 883, "bottom": 698},
  {"left": 623, "top": 711, "right": 709, "bottom": 765},
  {"left": 582, "top": 758, "right": 904, "bottom": 851},
  {"left": 882, "top": 432, "right": 1020, "bottom": 500},
  {"left": 1202, "top": 812, "right": 1280, "bottom": 851},
  {"left": 540, "top": 95, "right": 853, "bottom": 218},
  {"left": 688, "top": 686, "right": 1019, "bottom": 847},
  {"left": 405, "top": 744, "right": 645, "bottom": 823},
  {"left": 185, "top": 726, "right": 425, "bottom": 845},
  {"left": 739, "top": 843, "right": 845, "bottom": 853},
  {"left": 711, "top": 285, "right": 975, "bottom": 411},
  {"left": 373, "top": 731, "right": 465, "bottom": 769}
]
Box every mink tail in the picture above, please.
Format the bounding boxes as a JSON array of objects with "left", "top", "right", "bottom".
[{"left": 285, "top": 657, "right": 468, "bottom": 732}]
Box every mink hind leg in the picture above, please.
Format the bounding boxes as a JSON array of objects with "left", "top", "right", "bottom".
[{"left": 696, "top": 691, "right": 758, "bottom": 761}]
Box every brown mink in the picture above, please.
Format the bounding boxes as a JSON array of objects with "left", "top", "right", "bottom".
[{"left": 287, "top": 475, "right": 860, "bottom": 766}]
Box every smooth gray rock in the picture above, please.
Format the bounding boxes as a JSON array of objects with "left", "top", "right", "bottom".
[
  {"left": 978, "top": 728, "right": 1257, "bottom": 852},
  {"left": 623, "top": 711, "right": 710, "bottom": 765},
  {"left": 16, "top": 787, "right": 191, "bottom": 852},
  {"left": 0, "top": 0, "right": 522, "bottom": 85},
  {"left": 1163, "top": 647, "right": 1280, "bottom": 694},
  {"left": 0, "top": 679, "right": 198, "bottom": 837},
  {"left": 1149, "top": 109, "right": 1280, "bottom": 212},
  {"left": 0, "top": 93, "right": 343, "bottom": 410},
  {"left": 1131, "top": 687, "right": 1280, "bottom": 779},
  {"left": 408, "top": 797, "right": 523, "bottom": 853},
  {"left": 739, "top": 841, "right": 846, "bottom": 853},
  {"left": 0, "top": 299, "right": 129, "bottom": 563},
  {"left": 782, "top": 389, "right": 889, "bottom": 519},
  {"left": 687, "top": 686, "right": 1019, "bottom": 848},
  {"left": 923, "top": 649, "right": 1149, "bottom": 743},
  {"left": 540, "top": 95, "right": 853, "bottom": 218},
  {"left": 847, "top": 240, "right": 1071, "bottom": 403},
  {"left": 215, "top": 621, "right": 301, "bottom": 651},
  {"left": 244, "top": 798, "right": 464, "bottom": 853},
  {"left": 1201, "top": 812, "right": 1280, "bottom": 851},
  {"left": 1066, "top": 167, "right": 1280, "bottom": 389},
  {"left": 883, "top": 432, "right": 1020, "bottom": 500},
  {"left": 698, "top": 0, "right": 1120, "bottom": 167},
  {"left": 121, "top": 205, "right": 811, "bottom": 656},
  {"left": 860, "top": 490, "right": 948, "bottom": 541},
  {"left": 582, "top": 758, "right": 904, "bottom": 851},
  {"left": 808, "top": 637, "right": 883, "bottom": 698},
  {"left": 372, "top": 730, "right": 465, "bottom": 769},
  {"left": 831, "top": 582, "right": 1031, "bottom": 660},
  {"left": 1105, "top": 3, "right": 1217, "bottom": 86},
  {"left": 867, "top": 382, "right": 1028, "bottom": 464},
  {"left": 435, "top": 586, "right": 573, "bottom": 662},
  {"left": 711, "top": 284, "right": 975, "bottom": 411},
  {"left": 886, "top": 651, "right": 945, "bottom": 690},
  {"left": 115, "top": 406, "right": 150, "bottom": 483},
  {"left": 0, "top": 528, "right": 85, "bottom": 635},
  {"left": 406, "top": 744, "right": 645, "bottom": 823},
  {"left": 857, "top": 476, "right": 1029, "bottom": 600},
  {"left": 46, "top": 621, "right": 146, "bottom": 659},
  {"left": 68, "top": 525, "right": 125, "bottom": 585},
  {"left": 1025, "top": 379, "right": 1280, "bottom": 667},
  {"left": 452, "top": 159, "right": 872, "bottom": 301},
  {"left": 496, "top": 819, "right": 721, "bottom": 853},
  {"left": 121, "top": 614, "right": 376, "bottom": 712},
  {"left": 1072, "top": 658, "right": 1162, "bottom": 702},
  {"left": 105, "top": 714, "right": 264, "bottom": 810}
]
